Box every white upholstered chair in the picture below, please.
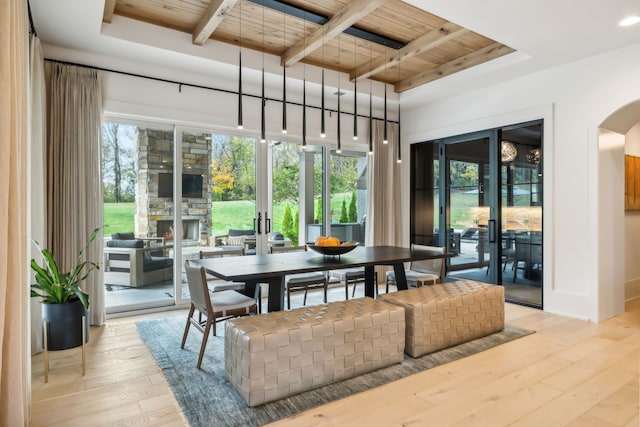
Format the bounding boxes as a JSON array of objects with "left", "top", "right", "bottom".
[{"left": 181, "top": 261, "right": 257, "bottom": 368}]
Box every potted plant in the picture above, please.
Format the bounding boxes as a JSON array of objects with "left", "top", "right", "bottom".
[{"left": 30, "top": 228, "right": 100, "bottom": 350}]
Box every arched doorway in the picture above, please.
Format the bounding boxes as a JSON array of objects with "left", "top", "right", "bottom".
[{"left": 598, "top": 100, "right": 640, "bottom": 317}]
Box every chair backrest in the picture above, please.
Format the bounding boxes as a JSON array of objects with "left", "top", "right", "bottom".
[
  {"left": 409, "top": 244, "right": 446, "bottom": 280},
  {"left": 269, "top": 245, "right": 307, "bottom": 254},
  {"left": 200, "top": 248, "right": 244, "bottom": 258},
  {"left": 184, "top": 261, "right": 212, "bottom": 313}
]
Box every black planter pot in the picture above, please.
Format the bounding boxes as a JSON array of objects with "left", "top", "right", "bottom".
[{"left": 42, "top": 300, "right": 90, "bottom": 351}]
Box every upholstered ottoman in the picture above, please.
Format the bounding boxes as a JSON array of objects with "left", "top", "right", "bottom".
[
  {"left": 378, "top": 280, "right": 504, "bottom": 357},
  {"left": 224, "top": 297, "right": 405, "bottom": 406}
]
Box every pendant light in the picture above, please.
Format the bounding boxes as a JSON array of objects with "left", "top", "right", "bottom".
[
  {"left": 260, "top": 5, "right": 266, "bottom": 143},
  {"left": 237, "top": 3, "right": 243, "bottom": 130},
  {"left": 237, "top": 53, "right": 243, "bottom": 129},
  {"left": 320, "top": 69, "right": 326, "bottom": 137},
  {"left": 368, "top": 86, "right": 373, "bottom": 155},
  {"left": 336, "top": 34, "right": 342, "bottom": 153},
  {"left": 320, "top": 27, "right": 326, "bottom": 138},
  {"left": 353, "top": 37, "right": 358, "bottom": 141},
  {"left": 383, "top": 51, "right": 388, "bottom": 144},
  {"left": 302, "top": 16, "right": 307, "bottom": 147},
  {"left": 337, "top": 87, "right": 341, "bottom": 153},
  {"left": 368, "top": 43, "right": 373, "bottom": 155},
  {"left": 397, "top": 103, "right": 402, "bottom": 163},
  {"left": 281, "top": 11, "right": 287, "bottom": 134},
  {"left": 396, "top": 62, "right": 401, "bottom": 163},
  {"left": 302, "top": 78, "right": 307, "bottom": 147},
  {"left": 260, "top": 69, "right": 266, "bottom": 143}
]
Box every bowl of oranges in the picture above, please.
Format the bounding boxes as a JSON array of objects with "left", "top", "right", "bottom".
[{"left": 308, "top": 236, "right": 359, "bottom": 256}]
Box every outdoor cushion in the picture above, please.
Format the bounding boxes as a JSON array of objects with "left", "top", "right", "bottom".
[{"left": 111, "top": 231, "right": 136, "bottom": 240}]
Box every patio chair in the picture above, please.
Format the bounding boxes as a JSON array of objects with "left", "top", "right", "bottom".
[
  {"left": 269, "top": 245, "right": 328, "bottom": 309},
  {"left": 181, "top": 261, "right": 257, "bottom": 368},
  {"left": 385, "top": 244, "right": 446, "bottom": 292}
]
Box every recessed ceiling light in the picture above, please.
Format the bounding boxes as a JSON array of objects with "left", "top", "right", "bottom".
[{"left": 620, "top": 15, "right": 640, "bottom": 26}]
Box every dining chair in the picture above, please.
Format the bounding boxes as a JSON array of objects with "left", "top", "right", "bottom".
[
  {"left": 199, "top": 248, "right": 245, "bottom": 292},
  {"left": 330, "top": 268, "right": 378, "bottom": 299},
  {"left": 385, "top": 244, "right": 446, "bottom": 293},
  {"left": 269, "top": 245, "right": 328, "bottom": 309},
  {"left": 182, "top": 261, "right": 258, "bottom": 369},
  {"left": 199, "top": 248, "right": 262, "bottom": 313}
]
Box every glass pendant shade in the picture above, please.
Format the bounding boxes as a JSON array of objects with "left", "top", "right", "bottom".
[{"left": 501, "top": 141, "right": 518, "bottom": 162}]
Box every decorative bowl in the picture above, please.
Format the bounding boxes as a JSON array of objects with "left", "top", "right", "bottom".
[{"left": 307, "top": 242, "right": 359, "bottom": 256}]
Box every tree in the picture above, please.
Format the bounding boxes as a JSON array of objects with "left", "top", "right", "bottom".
[
  {"left": 210, "top": 160, "right": 234, "bottom": 201},
  {"left": 339, "top": 199, "right": 348, "bottom": 223},
  {"left": 292, "top": 209, "right": 299, "bottom": 246},
  {"left": 282, "top": 203, "right": 294, "bottom": 242},
  {"left": 315, "top": 197, "right": 323, "bottom": 223},
  {"left": 102, "top": 123, "right": 135, "bottom": 202},
  {"left": 348, "top": 191, "right": 357, "bottom": 222}
]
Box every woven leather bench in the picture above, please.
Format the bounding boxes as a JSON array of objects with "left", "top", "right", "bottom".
[
  {"left": 224, "top": 297, "right": 405, "bottom": 406},
  {"left": 378, "top": 280, "right": 504, "bottom": 357}
]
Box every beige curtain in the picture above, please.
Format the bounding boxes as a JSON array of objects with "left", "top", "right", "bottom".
[
  {"left": 46, "top": 63, "right": 105, "bottom": 325},
  {"left": 0, "top": 0, "right": 30, "bottom": 424},
  {"left": 366, "top": 120, "right": 402, "bottom": 246},
  {"left": 30, "top": 35, "right": 46, "bottom": 355},
  {"left": 366, "top": 120, "right": 402, "bottom": 278}
]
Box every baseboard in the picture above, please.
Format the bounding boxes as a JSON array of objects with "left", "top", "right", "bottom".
[{"left": 625, "top": 277, "right": 640, "bottom": 302}]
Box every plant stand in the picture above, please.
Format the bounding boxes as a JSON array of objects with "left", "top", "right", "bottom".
[{"left": 43, "top": 315, "right": 87, "bottom": 383}]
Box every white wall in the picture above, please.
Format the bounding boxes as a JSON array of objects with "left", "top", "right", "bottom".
[
  {"left": 625, "top": 122, "right": 640, "bottom": 301},
  {"left": 402, "top": 41, "right": 640, "bottom": 321}
]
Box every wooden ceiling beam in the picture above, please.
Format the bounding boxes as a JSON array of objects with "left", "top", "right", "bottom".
[
  {"left": 351, "top": 22, "right": 468, "bottom": 82},
  {"left": 102, "top": 0, "right": 116, "bottom": 23},
  {"left": 395, "top": 43, "right": 514, "bottom": 92},
  {"left": 281, "top": 0, "right": 387, "bottom": 67},
  {"left": 192, "top": 0, "right": 239, "bottom": 46}
]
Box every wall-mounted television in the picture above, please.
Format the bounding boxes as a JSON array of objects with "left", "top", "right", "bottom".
[{"left": 158, "top": 173, "right": 203, "bottom": 198}]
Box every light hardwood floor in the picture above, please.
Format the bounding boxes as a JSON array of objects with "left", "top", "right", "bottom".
[{"left": 30, "top": 294, "right": 640, "bottom": 426}]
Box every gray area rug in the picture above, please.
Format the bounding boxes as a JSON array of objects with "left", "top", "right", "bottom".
[{"left": 137, "top": 316, "right": 533, "bottom": 427}]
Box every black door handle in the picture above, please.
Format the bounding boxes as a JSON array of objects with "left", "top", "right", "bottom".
[
  {"left": 265, "top": 212, "right": 271, "bottom": 234},
  {"left": 257, "top": 212, "right": 262, "bottom": 235},
  {"left": 488, "top": 219, "right": 496, "bottom": 243}
]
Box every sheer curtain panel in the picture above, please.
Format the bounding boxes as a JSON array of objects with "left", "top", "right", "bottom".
[{"left": 46, "top": 63, "right": 105, "bottom": 325}]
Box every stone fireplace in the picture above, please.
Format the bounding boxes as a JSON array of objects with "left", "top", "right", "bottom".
[{"left": 135, "top": 129, "right": 212, "bottom": 245}]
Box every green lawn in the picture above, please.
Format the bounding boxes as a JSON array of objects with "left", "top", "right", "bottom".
[{"left": 104, "top": 193, "right": 354, "bottom": 238}]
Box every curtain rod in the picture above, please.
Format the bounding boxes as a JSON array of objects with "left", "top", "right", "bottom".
[
  {"left": 27, "top": 0, "right": 37, "bottom": 36},
  {"left": 44, "top": 58, "right": 398, "bottom": 123}
]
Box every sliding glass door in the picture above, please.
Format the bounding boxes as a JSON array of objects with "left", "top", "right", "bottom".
[{"left": 411, "top": 121, "right": 543, "bottom": 308}]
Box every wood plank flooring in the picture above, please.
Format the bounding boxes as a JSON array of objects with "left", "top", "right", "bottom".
[{"left": 30, "top": 292, "right": 640, "bottom": 426}]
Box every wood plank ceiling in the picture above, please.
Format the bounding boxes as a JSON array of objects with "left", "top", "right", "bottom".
[{"left": 102, "top": 0, "right": 514, "bottom": 93}]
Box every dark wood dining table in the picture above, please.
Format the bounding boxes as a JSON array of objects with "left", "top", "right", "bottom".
[{"left": 190, "top": 245, "right": 446, "bottom": 312}]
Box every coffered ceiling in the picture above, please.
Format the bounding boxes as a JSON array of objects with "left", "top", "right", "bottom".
[{"left": 101, "top": 0, "right": 513, "bottom": 93}]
